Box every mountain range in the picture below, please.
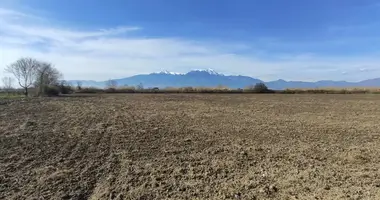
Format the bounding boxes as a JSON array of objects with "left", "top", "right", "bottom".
[{"left": 68, "top": 69, "right": 380, "bottom": 90}]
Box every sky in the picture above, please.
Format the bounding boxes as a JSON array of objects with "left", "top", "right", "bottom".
[{"left": 1, "top": 0, "right": 380, "bottom": 82}]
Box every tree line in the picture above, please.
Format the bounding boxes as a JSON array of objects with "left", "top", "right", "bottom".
[
  {"left": 2, "top": 57, "right": 274, "bottom": 96},
  {"left": 3, "top": 57, "right": 67, "bottom": 96}
]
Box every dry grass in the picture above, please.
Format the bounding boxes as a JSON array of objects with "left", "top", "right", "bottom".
[
  {"left": 284, "top": 87, "right": 380, "bottom": 94},
  {"left": 76, "top": 86, "right": 380, "bottom": 94},
  {"left": 1, "top": 94, "right": 380, "bottom": 199}
]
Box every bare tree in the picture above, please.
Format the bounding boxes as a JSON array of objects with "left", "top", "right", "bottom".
[
  {"left": 35, "top": 62, "right": 62, "bottom": 95},
  {"left": 2, "top": 77, "right": 14, "bottom": 91},
  {"left": 5, "top": 58, "right": 39, "bottom": 96},
  {"left": 106, "top": 79, "right": 118, "bottom": 88},
  {"left": 136, "top": 83, "right": 144, "bottom": 90},
  {"left": 76, "top": 81, "right": 82, "bottom": 90}
]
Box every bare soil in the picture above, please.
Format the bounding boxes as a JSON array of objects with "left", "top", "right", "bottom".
[{"left": 1, "top": 94, "right": 380, "bottom": 200}]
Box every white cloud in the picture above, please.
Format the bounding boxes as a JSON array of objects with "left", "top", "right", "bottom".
[{"left": 1, "top": 7, "right": 380, "bottom": 83}]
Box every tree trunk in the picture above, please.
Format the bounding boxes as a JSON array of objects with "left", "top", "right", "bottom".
[
  {"left": 24, "top": 87, "right": 28, "bottom": 97},
  {"left": 39, "top": 73, "right": 45, "bottom": 96}
]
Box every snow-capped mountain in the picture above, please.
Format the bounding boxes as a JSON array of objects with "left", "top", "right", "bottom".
[
  {"left": 186, "top": 69, "right": 223, "bottom": 76},
  {"left": 151, "top": 69, "right": 223, "bottom": 76},
  {"left": 68, "top": 69, "right": 380, "bottom": 89},
  {"left": 69, "top": 69, "right": 260, "bottom": 88}
]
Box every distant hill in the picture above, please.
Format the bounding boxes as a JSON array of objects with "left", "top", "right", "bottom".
[{"left": 68, "top": 69, "right": 380, "bottom": 90}]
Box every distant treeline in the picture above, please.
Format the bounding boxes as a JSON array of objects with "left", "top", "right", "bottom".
[
  {"left": 73, "top": 84, "right": 380, "bottom": 94},
  {"left": 2, "top": 83, "right": 380, "bottom": 97}
]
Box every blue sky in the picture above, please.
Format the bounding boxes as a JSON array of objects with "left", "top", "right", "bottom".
[{"left": 1, "top": 0, "right": 380, "bottom": 81}]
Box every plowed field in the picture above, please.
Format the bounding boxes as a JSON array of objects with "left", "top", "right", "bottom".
[{"left": 1, "top": 94, "right": 380, "bottom": 199}]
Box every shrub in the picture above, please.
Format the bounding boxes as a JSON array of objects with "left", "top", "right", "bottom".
[
  {"left": 253, "top": 83, "right": 270, "bottom": 93},
  {"left": 117, "top": 87, "right": 136, "bottom": 93},
  {"left": 244, "top": 83, "right": 273, "bottom": 93},
  {"left": 44, "top": 85, "right": 60, "bottom": 96},
  {"left": 104, "top": 87, "right": 136, "bottom": 93},
  {"left": 77, "top": 87, "right": 104, "bottom": 93},
  {"left": 57, "top": 84, "right": 74, "bottom": 94},
  {"left": 150, "top": 87, "right": 160, "bottom": 93},
  {"left": 104, "top": 87, "right": 117, "bottom": 93}
]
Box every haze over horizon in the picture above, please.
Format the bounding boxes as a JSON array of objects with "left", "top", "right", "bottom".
[{"left": 1, "top": 0, "right": 380, "bottom": 82}]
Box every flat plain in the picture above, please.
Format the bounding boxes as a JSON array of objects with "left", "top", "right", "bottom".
[{"left": 1, "top": 94, "right": 380, "bottom": 200}]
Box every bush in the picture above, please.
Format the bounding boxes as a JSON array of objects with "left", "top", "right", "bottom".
[
  {"left": 76, "top": 87, "right": 104, "bottom": 93},
  {"left": 151, "top": 87, "right": 160, "bottom": 93},
  {"left": 44, "top": 86, "right": 60, "bottom": 96},
  {"left": 104, "top": 87, "right": 136, "bottom": 93},
  {"left": 244, "top": 83, "right": 273, "bottom": 93},
  {"left": 57, "top": 84, "right": 74, "bottom": 94},
  {"left": 104, "top": 87, "right": 117, "bottom": 93},
  {"left": 253, "top": 83, "right": 270, "bottom": 93}
]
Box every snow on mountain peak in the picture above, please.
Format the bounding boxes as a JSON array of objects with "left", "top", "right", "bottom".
[
  {"left": 152, "top": 69, "right": 224, "bottom": 76},
  {"left": 189, "top": 68, "right": 224, "bottom": 75},
  {"left": 153, "top": 70, "right": 182, "bottom": 75}
]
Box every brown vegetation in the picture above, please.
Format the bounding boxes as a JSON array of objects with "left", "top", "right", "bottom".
[
  {"left": 283, "top": 87, "right": 380, "bottom": 94},
  {"left": 74, "top": 85, "right": 380, "bottom": 94},
  {"left": 1, "top": 94, "right": 380, "bottom": 199}
]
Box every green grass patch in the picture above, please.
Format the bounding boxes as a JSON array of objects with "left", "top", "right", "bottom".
[{"left": 0, "top": 93, "right": 25, "bottom": 99}]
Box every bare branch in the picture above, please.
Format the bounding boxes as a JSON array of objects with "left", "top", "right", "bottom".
[
  {"left": 76, "top": 81, "right": 82, "bottom": 90},
  {"left": 35, "top": 62, "right": 63, "bottom": 96},
  {"left": 106, "top": 79, "right": 118, "bottom": 89},
  {"left": 5, "top": 57, "right": 39, "bottom": 96}
]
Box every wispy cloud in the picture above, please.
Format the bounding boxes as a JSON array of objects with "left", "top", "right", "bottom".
[{"left": 1, "top": 7, "right": 380, "bottom": 82}]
